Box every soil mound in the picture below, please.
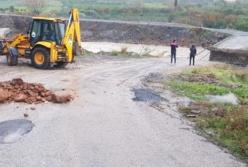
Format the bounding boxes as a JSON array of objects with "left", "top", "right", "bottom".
[{"left": 0, "top": 78, "right": 72, "bottom": 104}]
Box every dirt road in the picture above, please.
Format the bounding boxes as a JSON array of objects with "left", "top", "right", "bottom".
[{"left": 0, "top": 55, "right": 246, "bottom": 167}]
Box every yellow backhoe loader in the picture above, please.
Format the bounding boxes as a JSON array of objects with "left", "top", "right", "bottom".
[{"left": 0, "top": 8, "right": 81, "bottom": 69}]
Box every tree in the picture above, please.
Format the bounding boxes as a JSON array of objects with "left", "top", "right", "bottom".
[
  {"left": 23, "top": 0, "right": 46, "bottom": 15},
  {"left": 174, "top": 0, "right": 178, "bottom": 8},
  {"left": 9, "top": 6, "right": 15, "bottom": 13}
]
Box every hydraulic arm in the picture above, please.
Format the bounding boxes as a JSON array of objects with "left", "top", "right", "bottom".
[{"left": 62, "top": 8, "right": 82, "bottom": 62}]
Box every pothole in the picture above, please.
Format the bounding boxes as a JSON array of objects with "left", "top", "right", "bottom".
[
  {"left": 0, "top": 119, "right": 34, "bottom": 144},
  {"left": 132, "top": 88, "right": 164, "bottom": 103}
]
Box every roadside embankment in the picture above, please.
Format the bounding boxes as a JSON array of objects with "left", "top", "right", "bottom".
[
  {"left": 145, "top": 64, "right": 248, "bottom": 162},
  {"left": 0, "top": 14, "right": 228, "bottom": 46},
  {"left": 210, "top": 36, "right": 248, "bottom": 66}
]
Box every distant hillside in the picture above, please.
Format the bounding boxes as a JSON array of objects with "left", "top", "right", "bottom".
[
  {"left": 0, "top": 0, "right": 247, "bottom": 31},
  {"left": 0, "top": 0, "right": 233, "bottom": 9}
]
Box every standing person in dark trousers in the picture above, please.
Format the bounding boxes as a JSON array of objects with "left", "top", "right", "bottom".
[
  {"left": 189, "top": 45, "right": 197, "bottom": 66},
  {"left": 170, "top": 40, "right": 178, "bottom": 64}
]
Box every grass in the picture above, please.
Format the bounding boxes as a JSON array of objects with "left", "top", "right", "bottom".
[
  {"left": 168, "top": 65, "right": 248, "bottom": 104},
  {"left": 169, "top": 81, "right": 230, "bottom": 100},
  {"left": 165, "top": 65, "right": 248, "bottom": 161},
  {"left": 197, "top": 105, "right": 248, "bottom": 159},
  {"left": 187, "top": 65, "right": 248, "bottom": 85}
]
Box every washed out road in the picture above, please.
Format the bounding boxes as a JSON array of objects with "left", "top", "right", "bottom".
[{"left": 0, "top": 55, "right": 246, "bottom": 167}]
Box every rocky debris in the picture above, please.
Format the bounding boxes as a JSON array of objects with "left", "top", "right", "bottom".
[
  {"left": 30, "top": 107, "right": 35, "bottom": 110},
  {"left": 186, "top": 114, "right": 197, "bottom": 118},
  {"left": 50, "top": 94, "right": 72, "bottom": 104},
  {"left": 190, "top": 110, "right": 201, "bottom": 114},
  {"left": 23, "top": 113, "right": 29, "bottom": 118},
  {"left": 0, "top": 78, "right": 73, "bottom": 104},
  {"left": 143, "top": 73, "right": 166, "bottom": 84},
  {"left": 180, "top": 102, "right": 211, "bottom": 118}
]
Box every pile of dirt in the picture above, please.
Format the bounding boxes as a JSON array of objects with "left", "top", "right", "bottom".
[
  {"left": 178, "top": 74, "right": 218, "bottom": 84},
  {"left": 0, "top": 78, "right": 72, "bottom": 104}
]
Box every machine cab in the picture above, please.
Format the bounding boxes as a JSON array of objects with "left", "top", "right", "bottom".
[{"left": 29, "top": 17, "right": 66, "bottom": 46}]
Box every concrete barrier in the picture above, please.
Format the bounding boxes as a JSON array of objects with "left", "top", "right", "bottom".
[
  {"left": 210, "top": 35, "right": 248, "bottom": 66},
  {"left": 210, "top": 48, "right": 248, "bottom": 67}
]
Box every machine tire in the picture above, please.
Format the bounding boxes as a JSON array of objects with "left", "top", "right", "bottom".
[
  {"left": 0, "top": 41, "right": 4, "bottom": 55},
  {"left": 55, "top": 62, "right": 68, "bottom": 68},
  {"left": 7, "top": 47, "right": 18, "bottom": 66},
  {"left": 31, "top": 46, "right": 50, "bottom": 69}
]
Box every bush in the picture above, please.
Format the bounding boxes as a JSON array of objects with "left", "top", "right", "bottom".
[{"left": 234, "top": 16, "right": 248, "bottom": 31}]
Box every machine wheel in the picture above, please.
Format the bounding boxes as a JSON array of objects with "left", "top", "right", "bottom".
[
  {"left": 0, "top": 41, "right": 4, "bottom": 55},
  {"left": 31, "top": 47, "right": 50, "bottom": 69},
  {"left": 55, "top": 62, "right": 68, "bottom": 68},
  {"left": 7, "top": 47, "right": 18, "bottom": 66}
]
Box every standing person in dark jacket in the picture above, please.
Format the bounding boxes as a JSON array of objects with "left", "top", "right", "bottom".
[
  {"left": 170, "top": 40, "right": 178, "bottom": 64},
  {"left": 189, "top": 45, "right": 197, "bottom": 66}
]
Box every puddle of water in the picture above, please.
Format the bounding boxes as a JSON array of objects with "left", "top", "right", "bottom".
[
  {"left": 132, "top": 88, "right": 164, "bottom": 103},
  {"left": 0, "top": 119, "right": 34, "bottom": 144}
]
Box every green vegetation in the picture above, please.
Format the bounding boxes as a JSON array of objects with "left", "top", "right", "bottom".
[
  {"left": 0, "top": 0, "right": 248, "bottom": 31},
  {"left": 169, "top": 66, "right": 248, "bottom": 103},
  {"left": 170, "top": 81, "right": 230, "bottom": 100},
  {"left": 166, "top": 65, "right": 248, "bottom": 161}
]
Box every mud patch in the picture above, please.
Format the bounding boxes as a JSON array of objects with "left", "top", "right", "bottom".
[
  {"left": 0, "top": 119, "right": 34, "bottom": 144},
  {"left": 132, "top": 88, "right": 164, "bottom": 103}
]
